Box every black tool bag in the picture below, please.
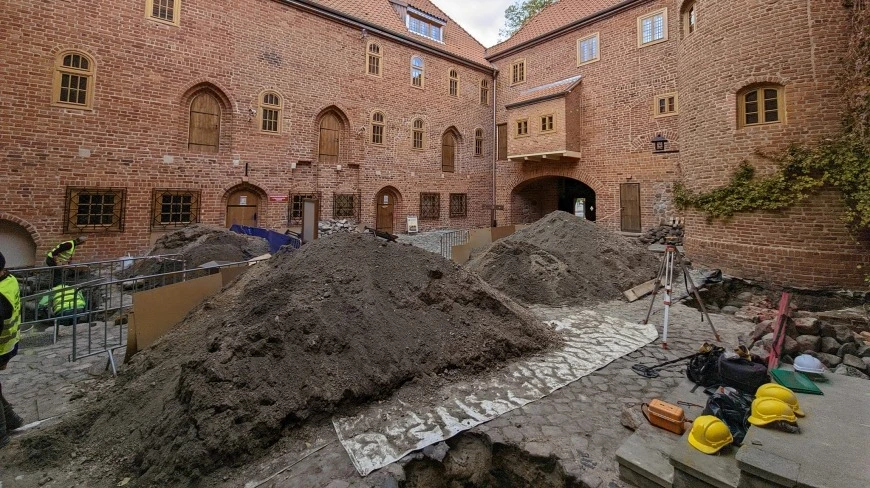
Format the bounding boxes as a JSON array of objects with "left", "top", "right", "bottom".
[
  {"left": 686, "top": 344, "right": 725, "bottom": 387},
  {"left": 718, "top": 355, "right": 769, "bottom": 394},
  {"left": 702, "top": 388, "right": 753, "bottom": 445}
]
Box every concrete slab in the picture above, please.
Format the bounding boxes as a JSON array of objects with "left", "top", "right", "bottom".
[
  {"left": 736, "top": 367, "right": 870, "bottom": 488},
  {"left": 670, "top": 429, "right": 740, "bottom": 488}
]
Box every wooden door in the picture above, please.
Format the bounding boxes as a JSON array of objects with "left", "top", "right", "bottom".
[
  {"left": 189, "top": 93, "right": 221, "bottom": 153},
  {"left": 376, "top": 191, "right": 395, "bottom": 234},
  {"left": 620, "top": 183, "right": 641, "bottom": 233},
  {"left": 226, "top": 190, "right": 259, "bottom": 228},
  {"left": 497, "top": 123, "right": 507, "bottom": 160},
  {"left": 441, "top": 133, "right": 455, "bottom": 172},
  {"left": 319, "top": 113, "right": 341, "bottom": 164}
]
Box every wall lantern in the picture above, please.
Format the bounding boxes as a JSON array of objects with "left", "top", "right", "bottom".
[{"left": 651, "top": 134, "right": 668, "bottom": 153}]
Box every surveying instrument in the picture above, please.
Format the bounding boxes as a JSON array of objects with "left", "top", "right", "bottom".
[{"left": 642, "top": 237, "right": 721, "bottom": 349}]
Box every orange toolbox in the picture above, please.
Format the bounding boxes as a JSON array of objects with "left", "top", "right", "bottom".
[{"left": 642, "top": 399, "right": 688, "bottom": 434}]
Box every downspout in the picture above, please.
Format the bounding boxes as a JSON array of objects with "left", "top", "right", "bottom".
[{"left": 491, "top": 69, "right": 499, "bottom": 228}]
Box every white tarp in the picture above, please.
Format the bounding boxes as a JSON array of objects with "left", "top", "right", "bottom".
[{"left": 334, "top": 310, "right": 658, "bottom": 475}]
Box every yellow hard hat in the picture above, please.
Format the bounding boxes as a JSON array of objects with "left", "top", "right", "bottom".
[
  {"left": 688, "top": 415, "right": 734, "bottom": 454},
  {"left": 756, "top": 383, "right": 805, "bottom": 417},
  {"left": 748, "top": 397, "right": 797, "bottom": 426}
]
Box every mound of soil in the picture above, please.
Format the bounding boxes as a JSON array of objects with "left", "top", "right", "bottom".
[
  {"left": 29, "top": 233, "right": 557, "bottom": 485},
  {"left": 129, "top": 225, "right": 270, "bottom": 276},
  {"left": 469, "top": 211, "right": 660, "bottom": 306}
]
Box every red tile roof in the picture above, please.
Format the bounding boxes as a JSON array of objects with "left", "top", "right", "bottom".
[
  {"left": 304, "top": 0, "right": 490, "bottom": 66},
  {"left": 487, "top": 0, "right": 627, "bottom": 58},
  {"left": 506, "top": 75, "right": 582, "bottom": 108}
]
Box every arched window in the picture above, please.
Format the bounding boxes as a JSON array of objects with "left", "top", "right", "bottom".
[
  {"left": 188, "top": 92, "right": 221, "bottom": 153},
  {"left": 319, "top": 113, "right": 342, "bottom": 162},
  {"left": 411, "top": 56, "right": 424, "bottom": 88},
  {"left": 441, "top": 132, "right": 456, "bottom": 173},
  {"left": 449, "top": 68, "right": 459, "bottom": 97},
  {"left": 54, "top": 51, "right": 95, "bottom": 109},
  {"left": 738, "top": 84, "right": 784, "bottom": 127},
  {"left": 412, "top": 119, "right": 424, "bottom": 150},
  {"left": 480, "top": 79, "right": 490, "bottom": 105},
  {"left": 474, "top": 128, "right": 483, "bottom": 156},
  {"left": 260, "top": 91, "right": 282, "bottom": 133},
  {"left": 682, "top": 1, "right": 697, "bottom": 37},
  {"left": 371, "top": 111, "right": 385, "bottom": 145},
  {"left": 367, "top": 42, "right": 382, "bottom": 77}
]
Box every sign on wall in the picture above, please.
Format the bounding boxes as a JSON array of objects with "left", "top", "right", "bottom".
[
  {"left": 574, "top": 198, "right": 586, "bottom": 219},
  {"left": 407, "top": 216, "right": 419, "bottom": 234},
  {"left": 268, "top": 195, "right": 289, "bottom": 203}
]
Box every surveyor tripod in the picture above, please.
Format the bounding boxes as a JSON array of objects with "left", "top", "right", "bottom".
[{"left": 642, "top": 239, "right": 721, "bottom": 349}]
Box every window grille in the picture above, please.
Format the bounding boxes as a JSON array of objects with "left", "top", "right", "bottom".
[
  {"left": 449, "top": 193, "right": 467, "bottom": 218},
  {"left": 420, "top": 193, "right": 441, "bottom": 219},
  {"left": 333, "top": 193, "right": 359, "bottom": 219},
  {"left": 151, "top": 189, "right": 200, "bottom": 229},
  {"left": 64, "top": 188, "right": 126, "bottom": 232}
]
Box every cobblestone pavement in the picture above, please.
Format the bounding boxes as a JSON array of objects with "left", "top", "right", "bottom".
[
  {"left": 1, "top": 297, "right": 752, "bottom": 488},
  {"left": 395, "top": 229, "right": 459, "bottom": 255}
]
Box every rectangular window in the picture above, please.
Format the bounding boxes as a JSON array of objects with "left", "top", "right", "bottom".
[
  {"left": 638, "top": 9, "right": 668, "bottom": 46},
  {"left": 65, "top": 188, "right": 126, "bottom": 232},
  {"left": 655, "top": 93, "right": 678, "bottom": 116},
  {"left": 146, "top": 0, "right": 180, "bottom": 25},
  {"left": 480, "top": 80, "right": 490, "bottom": 105},
  {"left": 289, "top": 193, "right": 317, "bottom": 224},
  {"left": 407, "top": 13, "right": 443, "bottom": 42},
  {"left": 497, "top": 123, "right": 507, "bottom": 160},
  {"left": 151, "top": 189, "right": 200, "bottom": 229},
  {"left": 516, "top": 119, "right": 529, "bottom": 137},
  {"left": 420, "top": 193, "right": 441, "bottom": 220},
  {"left": 262, "top": 107, "right": 279, "bottom": 132},
  {"left": 511, "top": 59, "right": 526, "bottom": 85},
  {"left": 333, "top": 193, "right": 358, "bottom": 219},
  {"left": 540, "top": 114, "right": 554, "bottom": 132},
  {"left": 577, "top": 33, "right": 600, "bottom": 66},
  {"left": 372, "top": 124, "right": 384, "bottom": 144},
  {"left": 449, "top": 193, "right": 467, "bottom": 218}
]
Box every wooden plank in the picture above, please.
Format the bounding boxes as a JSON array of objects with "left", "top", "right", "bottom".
[
  {"left": 768, "top": 293, "right": 792, "bottom": 370},
  {"left": 623, "top": 278, "right": 661, "bottom": 302}
]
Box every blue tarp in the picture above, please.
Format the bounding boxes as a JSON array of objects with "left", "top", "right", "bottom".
[{"left": 230, "top": 225, "right": 302, "bottom": 253}]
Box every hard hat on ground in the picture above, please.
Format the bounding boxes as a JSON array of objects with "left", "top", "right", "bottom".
[
  {"left": 793, "top": 354, "right": 826, "bottom": 374},
  {"left": 688, "top": 415, "right": 734, "bottom": 454},
  {"left": 748, "top": 397, "right": 797, "bottom": 426},
  {"left": 756, "top": 383, "right": 805, "bottom": 417}
]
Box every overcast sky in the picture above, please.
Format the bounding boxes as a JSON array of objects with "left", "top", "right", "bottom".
[{"left": 433, "top": 0, "right": 517, "bottom": 47}]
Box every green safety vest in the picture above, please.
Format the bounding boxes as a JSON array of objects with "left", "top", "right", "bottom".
[
  {"left": 0, "top": 274, "right": 21, "bottom": 356},
  {"left": 42, "top": 285, "right": 86, "bottom": 315},
  {"left": 47, "top": 240, "right": 76, "bottom": 263}
]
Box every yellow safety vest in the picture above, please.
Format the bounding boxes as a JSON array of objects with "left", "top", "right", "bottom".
[
  {"left": 47, "top": 240, "right": 76, "bottom": 263},
  {"left": 45, "top": 285, "right": 86, "bottom": 315},
  {"left": 0, "top": 274, "right": 21, "bottom": 356}
]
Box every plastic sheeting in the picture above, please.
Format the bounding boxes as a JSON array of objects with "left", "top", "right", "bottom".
[
  {"left": 229, "top": 224, "right": 301, "bottom": 253},
  {"left": 334, "top": 310, "right": 658, "bottom": 475}
]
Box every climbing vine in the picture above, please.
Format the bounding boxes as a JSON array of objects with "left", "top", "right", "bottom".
[{"left": 675, "top": 5, "right": 870, "bottom": 232}]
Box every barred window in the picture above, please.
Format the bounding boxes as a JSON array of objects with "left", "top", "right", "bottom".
[
  {"left": 367, "top": 42, "right": 382, "bottom": 76},
  {"left": 412, "top": 118, "right": 424, "bottom": 149},
  {"left": 420, "top": 193, "right": 440, "bottom": 220},
  {"left": 333, "top": 193, "right": 358, "bottom": 219},
  {"left": 151, "top": 189, "right": 200, "bottom": 229},
  {"left": 371, "top": 112, "right": 385, "bottom": 145},
  {"left": 65, "top": 188, "right": 126, "bottom": 232},
  {"left": 289, "top": 193, "right": 317, "bottom": 224},
  {"left": 260, "top": 91, "right": 282, "bottom": 133},
  {"left": 449, "top": 69, "right": 459, "bottom": 97},
  {"left": 480, "top": 79, "right": 489, "bottom": 105},
  {"left": 54, "top": 51, "right": 95, "bottom": 109},
  {"left": 146, "top": 0, "right": 181, "bottom": 25},
  {"left": 474, "top": 128, "right": 483, "bottom": 156},
  {"left": 449, "top": 193, "right": 467, "bottom": 218}
]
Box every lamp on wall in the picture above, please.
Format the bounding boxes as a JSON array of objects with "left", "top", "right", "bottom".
[{"left": 651, "top": 134, "right": 668, "bottom": 153}]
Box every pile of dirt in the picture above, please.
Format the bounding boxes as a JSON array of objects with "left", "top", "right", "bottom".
[
  {"left": 469, "top": 211, "right": 660, "bottom": 306},
  {"left": 129, "top": 224, "right": 271, "bottom": 275},
  {"left": 28, "top": 233, "right": 557, "bottom": 484}
]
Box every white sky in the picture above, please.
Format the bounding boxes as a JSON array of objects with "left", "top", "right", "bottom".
[{"left": 432, "top": 0, "right": 517, "bottom": 48}]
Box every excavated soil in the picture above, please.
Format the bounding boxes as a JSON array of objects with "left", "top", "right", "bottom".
[
  {"left": 469, "top": 211, "right": 660, "bottom": 306},
  {"left": 128, "top": 224, "right": 270, "bottom": 275},
  {"left": 23, "top": 233, "right": 557, "bottom": 485}
]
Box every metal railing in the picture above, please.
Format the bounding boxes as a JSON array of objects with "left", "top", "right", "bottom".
[{"left": 439, "top": 230, "right": 469, "bottom": 259}]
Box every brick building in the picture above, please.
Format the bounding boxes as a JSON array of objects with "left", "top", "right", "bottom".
[{"left": 2, "top": 0, "right": 868, "bottom": 287}]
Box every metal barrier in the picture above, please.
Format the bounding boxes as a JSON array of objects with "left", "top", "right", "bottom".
[{"left": 439, "top": 230, "right": 469, "bottom": 259}]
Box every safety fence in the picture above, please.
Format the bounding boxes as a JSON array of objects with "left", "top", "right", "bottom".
[{"left": 439, "top": 230, "right": 469, "bottom": 259}]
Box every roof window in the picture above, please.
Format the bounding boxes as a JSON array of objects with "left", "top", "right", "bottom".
[{"left": 406, "top": 7, "right": 445, "bottom": 42}]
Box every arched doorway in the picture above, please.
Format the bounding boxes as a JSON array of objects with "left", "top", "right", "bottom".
[
  {"left": 226, "top": 189, "right": 260, "bottom": 228},
  {"left": 319, "top": 112, "right": 342, "bottom": 165},
  {"left": 375, "top": 187, "right": 401, "bottom": 234},
  {"left": 0, "top": 219, "right": 37, "bottom": 267},
  {"left": 511, "top": 176, "right": 596, "bottom": 224}
]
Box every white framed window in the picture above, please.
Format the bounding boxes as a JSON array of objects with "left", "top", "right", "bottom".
[
  {"left": 577, "top": 33, "right": 600, "bottom": 66},
  {"left": 655, "top": 93, "right": 678, "bottom": 117},
  {"left": 407, "top": 12, "right": 444, "bottom": 42},
  {"left": 638, "top": 8, "right": 668, "bottom": 47}
]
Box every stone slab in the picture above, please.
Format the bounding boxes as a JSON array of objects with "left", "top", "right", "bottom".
[
  {"left": 670, "top": 426, "right": 740, "bottom": 488},
  {"left": 736, "top": 367, "right": 870, "bottom": 488}
]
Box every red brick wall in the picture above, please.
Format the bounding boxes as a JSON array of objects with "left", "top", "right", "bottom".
[
  {"left": 677, "top": 0, "right": 870, "bottom": 287},
  {"left": 490, "top": 0, "right": 681, "bottom": 233},
  {"left": 0, "top": 0, "right": 495, "bottom": 262}
]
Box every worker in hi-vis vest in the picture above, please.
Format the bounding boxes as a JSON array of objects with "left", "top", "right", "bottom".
[
  {"left": 0, "top": 251, "right": 25, "bottom": 448},
  {"left": 38, "top": 284, "right": 87, "bottom": 327},
  {"left": 45, "top": 236, "right": 88, "bottom": 267}
]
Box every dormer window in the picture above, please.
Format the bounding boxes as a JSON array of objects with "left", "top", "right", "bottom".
[{"left": 406, "top": 7, "right": 445, "bottom": 42}]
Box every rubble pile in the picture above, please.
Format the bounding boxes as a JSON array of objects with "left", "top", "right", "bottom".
[
  {"left": 736, "top": 297, "right": 870, "bottom": 379},
  {"left": 27, "top": 233, "right": 557, "bottom": 485},
  {"left": 318, "top": 218, "right": 360, "bottom": 236},
  {"left": 637, "top": 221, "right": 685, "bottom": 245},
  {"left": 469, "top": 211, "right": 660, "bottom": 306}
]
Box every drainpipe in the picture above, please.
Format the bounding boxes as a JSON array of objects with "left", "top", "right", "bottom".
[{"left": 491, "top": 69, "right": 499, "bottom": 228}]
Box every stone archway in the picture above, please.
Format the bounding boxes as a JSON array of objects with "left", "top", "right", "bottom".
[
  {"left": 510, "top": 176, "right": 597, "bottom": 224},
  {"left": 0, "top": 219, "right": 37, "bottom": 267},
  {"left": 374, "top": 186, "right": 402, "bottom": 234}
]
